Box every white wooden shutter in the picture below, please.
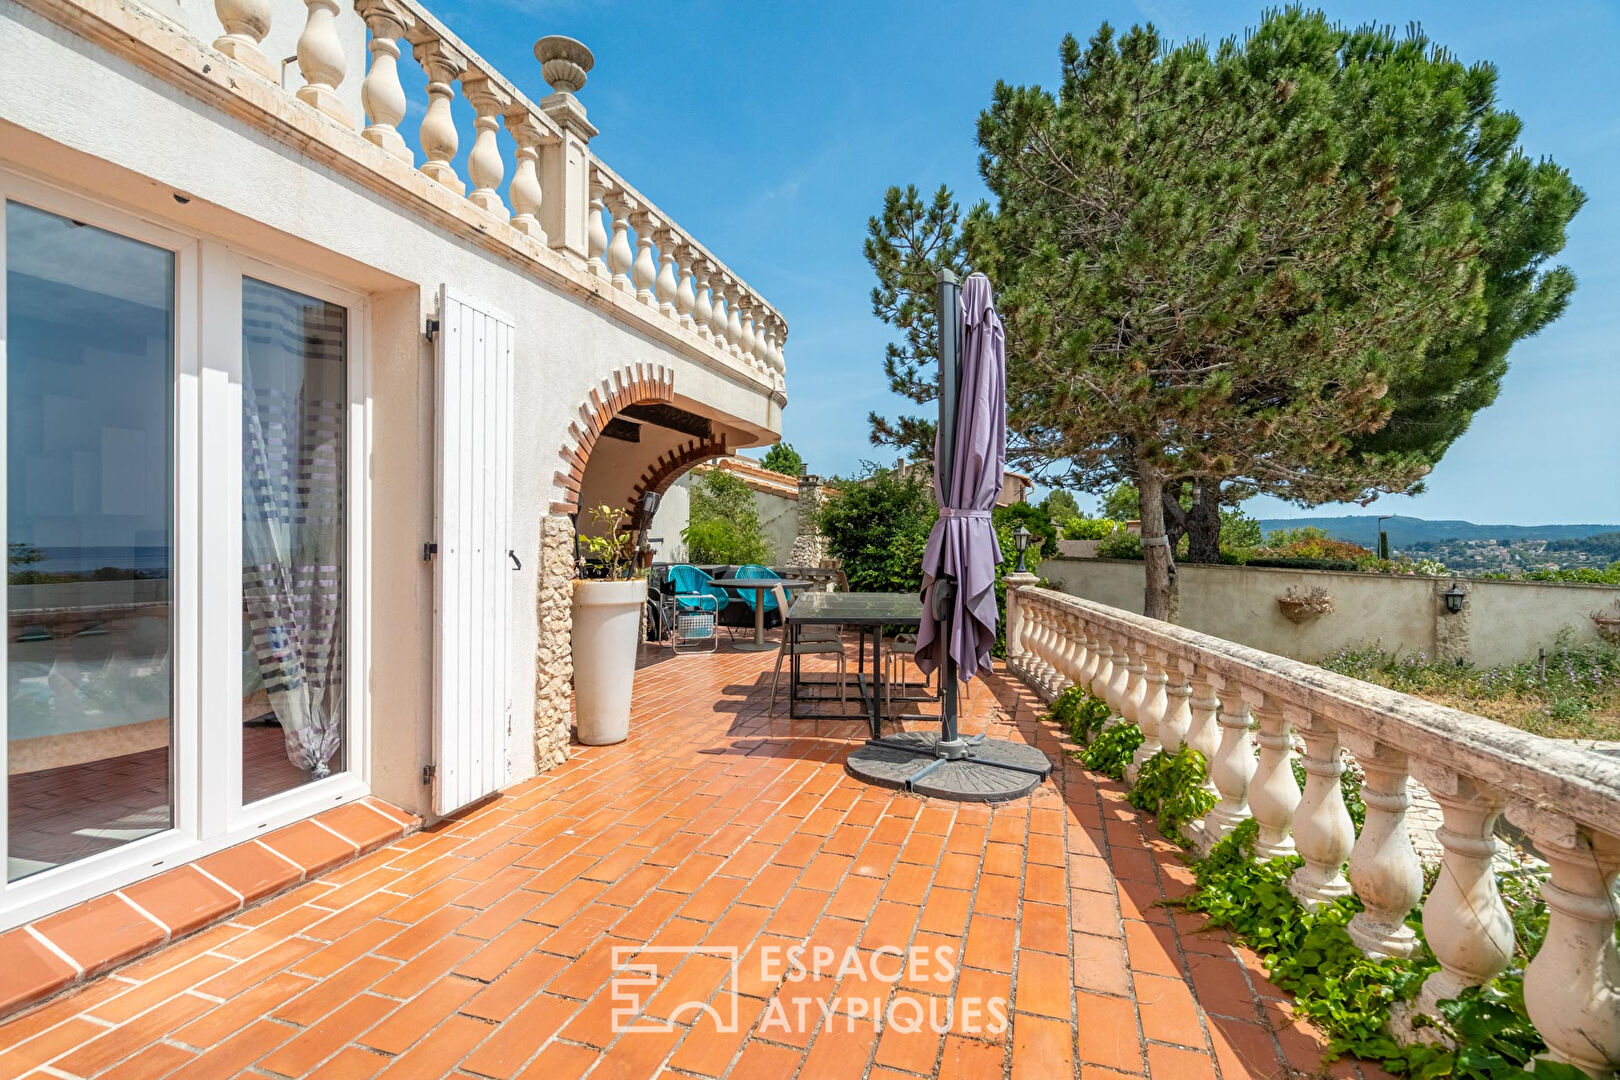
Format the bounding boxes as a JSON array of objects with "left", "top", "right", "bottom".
[{"left": 432, "top": 286, "right": 515, "bottom": 815}]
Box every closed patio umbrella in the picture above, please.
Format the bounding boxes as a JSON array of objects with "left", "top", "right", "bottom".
[
  {"left": 846, "top": 270, "right": 1050, "bottom": 800},
  {"left": 914, "top": 271, "right": 1005, "bottom": 691}
]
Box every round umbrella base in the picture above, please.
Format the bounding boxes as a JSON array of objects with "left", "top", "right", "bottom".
[{"left": 846, "top": 732, "right": 1051, "bottom": 802}]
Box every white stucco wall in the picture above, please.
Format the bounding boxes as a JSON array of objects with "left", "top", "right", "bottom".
[
  {"left": 1041, "top": 557, "right": 1620, "bottom": 667},
  {"left": 0, "top": 1, "right": 782, "bottom": 816}
]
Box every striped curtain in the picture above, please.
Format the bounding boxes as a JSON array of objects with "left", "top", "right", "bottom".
[{"left": 242, "top": 279, "right": 346, "bottom": 777}]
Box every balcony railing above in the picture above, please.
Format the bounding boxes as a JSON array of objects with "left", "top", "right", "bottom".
[
  {"left": 197, "top": 0, "right": 787, "bottom": 395},
  {"left": 1005, "top": 585, "right": 1620, "bottom": 1077}
]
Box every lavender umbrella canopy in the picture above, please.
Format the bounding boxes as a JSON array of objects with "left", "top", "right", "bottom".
[{"left": 914, "top": 273, "right": 1005, "bottom": 684}]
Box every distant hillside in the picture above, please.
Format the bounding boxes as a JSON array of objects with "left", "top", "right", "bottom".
[{"left": 1255, "top": 515, "right": 1620, "bottom": 548}]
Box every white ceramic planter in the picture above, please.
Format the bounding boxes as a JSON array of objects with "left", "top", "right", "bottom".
[{"left": 571, "top": 578, "right": 647, "bottom": 745}]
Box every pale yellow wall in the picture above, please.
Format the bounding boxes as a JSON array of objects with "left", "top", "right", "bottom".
[{"left": 1041, "top": 558, "right": 1620, "bottom": 667}]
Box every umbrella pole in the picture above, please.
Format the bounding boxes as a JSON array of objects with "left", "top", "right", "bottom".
[{"left": 935, "top": 269, "right": 968, "bottom": 762}]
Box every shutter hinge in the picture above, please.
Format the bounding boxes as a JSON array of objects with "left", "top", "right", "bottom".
[
  {"left": 422, "top": 764, "right": 436, "bottom": 786},
  {"left": 423, "top": 542, "right": 438, "bottom": 562},
  {"left": 425, "top": 317, "right": 440, "bottom": 342}
]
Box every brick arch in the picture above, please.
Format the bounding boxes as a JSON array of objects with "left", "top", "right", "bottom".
[
  {"left": 551, "top": 362, "right": 675, "bottom": 514},
  {"left": 629, "top": 436, "right": 730, "bottom": 512}
]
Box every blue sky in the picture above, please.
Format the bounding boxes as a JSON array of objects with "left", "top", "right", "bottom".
[{"left": 434, "top": 0, "right": 1620, "bottom": 525}]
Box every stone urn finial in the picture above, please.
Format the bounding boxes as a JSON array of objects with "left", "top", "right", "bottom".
[{"left": 534, "top": 36, "right": 594, "bottom": 94}]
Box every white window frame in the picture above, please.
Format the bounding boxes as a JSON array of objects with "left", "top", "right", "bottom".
[{"left": 0, "top": 169, "right": 373, "bottom": 929}]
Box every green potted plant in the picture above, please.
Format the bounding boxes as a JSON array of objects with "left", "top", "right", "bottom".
[{"left": 571, "top": 505, "right": 647, "bottom": 745}]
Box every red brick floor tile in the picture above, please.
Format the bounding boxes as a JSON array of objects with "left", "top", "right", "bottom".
[
  {"left": 1010, "top": 1013, "right": 1076, "bottom": 1080},
  {"left": 1135, "top": 970, "right": 1207, "bottom": 1048},
  {"left": 260, "top": 993, "right": 396, "bottom": 1076},
  {"left": 121, "top": 865, "right": 241, "bottom": 938},
  {"left": 1074, "top": 990, "right": 1145, "bottom": 1073},
  {"left": 32, "top": 894, "right": 165, "bottom": 976},
  {"left": 195, "top": 841, "right": 303, "bottom": 904},
  {"left": 0, "top": 928, "right": 79, "bottom": 1015},
  {"left": 1015, "top": 948, "right": 1073, "bottom": 1018}
]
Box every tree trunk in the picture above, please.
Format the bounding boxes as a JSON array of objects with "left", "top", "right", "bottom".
[
  {"left": 1186, "top": 482, "right": 1222, "bottom": 564},
  {"left": 1161, "top": 485, "right": 1189, "bottom": 555},
  {"left": 1137, "top": 463, "right": 1178, "bottom": 622}
]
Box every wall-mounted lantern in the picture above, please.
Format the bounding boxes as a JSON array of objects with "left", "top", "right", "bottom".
[
  {"left": 1442, "top": 579, "right": 1467, "bottom": 615},
  {"left": 1013, "top": 523, "right": 1031, "bottom": 573}
]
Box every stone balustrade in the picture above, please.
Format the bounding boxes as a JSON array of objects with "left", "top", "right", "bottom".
[
  {"left": 1006, "top": 584, "right": 1620, "bottom": 1077},
  {"left": 204, "top": 0, "right": 784, "bottom": 394}
]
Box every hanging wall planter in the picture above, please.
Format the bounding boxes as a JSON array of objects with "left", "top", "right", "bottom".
[{"left": 1277, "top": 586, "right": 1335, "bottom": 623}]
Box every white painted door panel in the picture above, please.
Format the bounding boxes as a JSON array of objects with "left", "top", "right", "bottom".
[{"left": 432, "top": 286, "right": 515, "bottom": 815}]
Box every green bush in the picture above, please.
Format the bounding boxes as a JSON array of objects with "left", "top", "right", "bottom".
[
  {"left": 1078, "top": 721, "right": 1142, "bottom": 780},
  {"left": 760, "top": 442, "right": 804, "bottom": 478},
  {"left": 817, "top": 467, "right": 1044, "bottom": 657},
  {"left": 994, "top": 501, "right": 1059, "bottom": 563},
  {"left": 1048, "top": 686, "right": 1110, "bottom": 743},
  {"left": 683, "top": 469, "right": 772, "bottom": 564},
  {"left": 1061, "top": 516, "right": 1118, "bottom": 541},
  {"left": 1127, "top": 746, "right": 1217, "bottom": 843},
  {"left": 1096, "top": 529, "right": 1142, "bottom": 560}
]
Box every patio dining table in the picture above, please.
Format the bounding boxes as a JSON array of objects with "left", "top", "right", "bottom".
[
  {"left": 786, "top": 591, "right": 923, "bottom": 739},
  {"left": 707, "top": 577, "right": 812, "bottom": 652}
]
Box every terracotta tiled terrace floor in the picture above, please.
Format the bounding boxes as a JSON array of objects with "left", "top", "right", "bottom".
[{"left": 0, "top": 641, "right": 1395, "bottom": 1080}]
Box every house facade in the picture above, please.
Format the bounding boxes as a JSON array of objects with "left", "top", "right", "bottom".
[{"left": 0, "top": 0, "right": 786, "bottom": 930}]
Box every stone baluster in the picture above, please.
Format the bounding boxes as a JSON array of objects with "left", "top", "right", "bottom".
[
  {"left": 1040, "top": 609, "right": 1063, "bottom": 691},
  {"left": 604, "top": 191, "right": 636, "bottom": 292},
  {"left": 503, "top": 110, "right": 549, "bottom": 240},
  {"left": 1183, "top": 667, "right": 1221, "bottom": 767},
  {"left": 758, "top": 321, "right": 776, "bottom": 376},
  {"left": 773, "top": 317, "right": 789, "bottom": 383},
  {"left": 1078, "top": 626, "right": 1103, "bottom": 691},
  {"left": 1063, "top": 614, "right": 1090, "bottom": 687},
  {"left": 461, "top": 73, "right": 511, "bottom": 218},
  {"left": 1343, "top": 736, "right": 1423, "bottom": 958},
  {"left": 1061, "top": 612, "right": 1085, "bottom": 689},
  {"left": 1104, "top": 635, "right": 1133, "bottom": 725},
  {"left": 1089, "top": 634, "right": 1115, "bottom": 702},
  {"left": 654, "top": 230, "right": 679, "bottom": 319},
  {"left": 1030, "top": 605, "right": 1054, "bottom": 688},
  {"left": 1287, "top": 708, "right": 1355, "bottom": 909},
  {"left": 295, "top": 0, "right": 352, "bottom": 125},
  {"left": 725, "top": 287, "right": 745, "bottom": 357},
  {"left": 1129, "top": 649, "right": 1170, "bottom": 781},
  {"left": 1246, "top": 690, "right": 1301, "bottom": 859},
  {"left": 214, "top": 0, "right": 277, "bottom": 81},
  {"left": 586, "top": 174, "right": 609, "bottom": 279},
  {"left": 673, "top": 242, "right": 697, "bottom": 329},
  {"left": 1160, "top": 658, "right": 1193, "bottom": 753},
  {"left": 693, "top": 261, "right": 715, "bottom": 341},
  {"left": 1508, "top": 806, "right": 1620, "bottom": 1077},
  {"left": 357, "top": 1, "right": 411, "bottom": 160},
  {"left": 412, "top": 37, "right": 466, "bottom": 194},
  {"left": 1202, "top": 678, "right": 1256, "bottom": 842},
  {"left": 1123, "top": 642, "right": 1149, "bottom": 730},
  {"left": 709, "top": 274, "right": 731, "bottom": 344},
  {"left": 1409, "top": 768, "right": 1514, "bottom": 1016},
  {"left": 629, "top": 210, "right": 659, "bottom": 306},
  {"left": 739, "top": 300, "right": 758, "bottom": 370},
  {"left": 1022, "top": 604, "right": 1047, "bottom": 685}
]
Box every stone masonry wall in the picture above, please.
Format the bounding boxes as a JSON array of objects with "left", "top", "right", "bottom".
[{"left": 534, "top": 513, "right": 576, "bottom": 772}]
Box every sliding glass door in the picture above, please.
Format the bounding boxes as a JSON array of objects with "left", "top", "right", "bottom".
[
  {"left": 0, "top": 174, "right": 369, "bottom": 925},
  {"left": 5, "top": 203, "right": 176, "bottom": 883},
  {"left": 240, "top": 278, "right": 347, "bottom": 803}
]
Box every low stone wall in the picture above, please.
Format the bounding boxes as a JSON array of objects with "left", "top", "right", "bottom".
[{"left": 1039, "top": 557, "right": 1620, "bottom": 667}]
